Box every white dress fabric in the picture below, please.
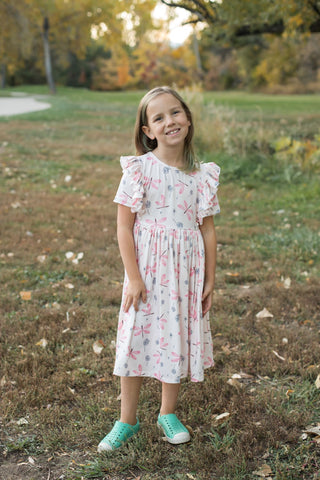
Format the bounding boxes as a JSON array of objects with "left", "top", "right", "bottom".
[{"left": 113, "top": 152, "right": 220, "bottom": 383}]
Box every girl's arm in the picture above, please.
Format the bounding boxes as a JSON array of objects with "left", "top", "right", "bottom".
[
  {"left": 199, "top": 215, "right": 217, "bottom": 316},
  {"left": 117, "top": 204, "right": 147, "bottom": 312}
]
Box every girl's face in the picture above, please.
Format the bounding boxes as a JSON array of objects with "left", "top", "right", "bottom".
[{"left": 142, "top": 93, "right": 191, "bottom": 150}]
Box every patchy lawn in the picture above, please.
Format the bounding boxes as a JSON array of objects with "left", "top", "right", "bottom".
[{"left": 0, "top": 87, "right": 320, "bottom": 480}]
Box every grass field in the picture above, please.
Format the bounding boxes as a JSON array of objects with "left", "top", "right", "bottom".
[{"left": 0, "top": 86, "right": 320, "bottom": 480}]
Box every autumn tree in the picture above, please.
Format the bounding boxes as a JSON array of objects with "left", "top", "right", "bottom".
[
  {"left": 160, "top": 0, "right": 320, "bottom": 39},
  {"left": 0, "top": 0, "right": 156, "bottom": 91}
]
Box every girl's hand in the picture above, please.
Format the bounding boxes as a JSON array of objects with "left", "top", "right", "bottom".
[
  {"left": 202, "top": 284, "right": 214, "bottom": 316},
  {"left": 123, "top": 279, "right": 147, "bottom": 313}
]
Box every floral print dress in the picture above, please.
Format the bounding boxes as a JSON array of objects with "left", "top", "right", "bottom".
[{"left": 113, "top": 152, "right": 220, "bottom": 383}]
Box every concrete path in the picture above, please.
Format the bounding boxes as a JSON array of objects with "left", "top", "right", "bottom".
[{"left": 0, "top": 95, "right": 51, "bottom": 116}]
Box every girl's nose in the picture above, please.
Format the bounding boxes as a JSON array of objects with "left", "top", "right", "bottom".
[{"left": 165, "top": 114, "right": 175, "bottom": 126}]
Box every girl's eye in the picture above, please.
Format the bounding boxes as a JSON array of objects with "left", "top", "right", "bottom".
[{"left": 154, "top": 116, "right": 162, "bottom": 122}]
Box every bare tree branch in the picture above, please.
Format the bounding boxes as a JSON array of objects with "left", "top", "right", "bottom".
[
  {"left": 307, "top": 0, "right": 320, "bottom": 17},
  {"left": 161, "top": 0, "right": 320, "bottom": 37}
]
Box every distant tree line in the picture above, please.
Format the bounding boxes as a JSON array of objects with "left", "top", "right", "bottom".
[{"left": 1, "top": 0, "right": 319, "bottom": 93}]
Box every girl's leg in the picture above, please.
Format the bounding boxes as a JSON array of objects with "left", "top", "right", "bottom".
[
  {"left": 158, "top": 382, "right": 190, "bottom": 444},
  {"left": 120, "top": 376, "right": 143, "bottom": 425},
  {"left": 97, "top": 376, "right": 142, "bottom": 452},
  {"left": 160, "top": 382, "right": 180, "bottom": 416}
]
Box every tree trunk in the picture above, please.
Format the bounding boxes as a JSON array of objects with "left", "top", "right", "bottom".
[
  {"left": 0, "top": 64, "right": 6, "bottom": 88},
  {"left": 192, "top": 32, "right": 203, "bottom": 79},
  {"left": 42, "top": 16, "right": 56, "bottom": 94}
]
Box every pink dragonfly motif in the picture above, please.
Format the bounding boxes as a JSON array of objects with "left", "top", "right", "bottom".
[
  {"left": 204, "top": 356, "right": 213, "bottom": 367},
  {"left": 178, "top": 201, "right": 193, "bottom": 221},
  {"left": 127, "top": 347, "right": 140, "bottom": 360},
  {"left": 159, "top": 315, "right": 168, "bottom": 330},
  {"left": 144, "top": 176, "right": 161, "bottom": 190},
  {"left": 142, "top": 304, "right": 154, "bottom": 317},
  {"left": 197, "top": 181, "right": 205, "bottom": 195},
  {"left": 170, "top": 229, "right": 180, "bottom": 240},
  {"left": 160, "top": 274, "right": 169, "bottom": 287},
  {"left": 153, "top": 351, "right": 161, "bottom": 364},
  {"left": 133, "top": 322, "right": 151, "bottom": 336},
  {"left": 118, "top": 192, "right": 132, "bottom": 204},
  {"left": 185, "top": 290, "right": 194, "bottom": 301},
  {"left": 152, "top": 242, "right": 158, "bottom": 256},
  {"left": 160, "top": 337, "right": 168, "bottom": 350},
  {"left": 145, "top": 217, "right": 167, "bottom": 228},
  {"left": 145, "top": 262, "right": 157, "bottom": 276},
  {"left": 154, "top": 371, "right": 162, "bottom": 381},
  {"left": 132, "top": 170, "right": 142, "bottom": 183},
  {"left": 171, "top": 352, "right": 184, "bottom": 364},
  {"left": 175, "top": 180, "right": 189, "bottom": 194},
  {"left": 189, "top": 307, "right": 198, "bottom": 322},
  {"left": 171, "top": 289, "right": 181, "bottom": 302},
  {"left": 160, "top": 250, "right": 168, "bottom": 266},
  {"left": 156, "top": 194, "right": 169, "bottom": 209},
  {"left": 133, "top": 364, "right": 143, "bottom": 375},
  {"left": 190, "top": 266, "right": 196, "bottom": 278}
]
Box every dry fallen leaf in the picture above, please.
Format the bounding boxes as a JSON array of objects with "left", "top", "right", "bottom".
[
  {"left": 17, "top": 417, "right": 29, "bottom": 426},
  {"left": 36, "top": 338, "right": 48, "bottom": 348},
  {"left": 213, "top": 412, "right": 230, "bottom": 425},
  {"left": 93, "top": 340, "right": 105, "bottom": 355},
  {"left": 227, "top": 378, "right": 242, "bottom": 388},
  {"left": 256, "top": 308, "right": 273, "bottom": 319},
  {"left": 20, "top": 291, "right": 32, "bottom": 301},
  {"left": 304, "top": 424, "right": 320, "bottom": 436},
  {"left": 253, "top": 463, "right": 273, "bottom": 477},
  {"left": 283, "top": 277, "right": 291, "bottom": 289},
  {"left": 315, "top": 374, "right": 320, "bottom": 389}
]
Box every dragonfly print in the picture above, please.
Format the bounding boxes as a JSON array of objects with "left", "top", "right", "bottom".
[
  {"left": 127, "top": 347, "right": 140, "bottom": 360},
  {"left": 160, "top": 274, "right": 169, "bottom": 287},
  {"left": 156, "top": 194, "right": 169, "bottom": 209},
  {"left": 178, "top": 200, "right": 193, "bottom": 221},
  {"left": 145, "top": 262, "right": 157, "bottom": 276},
  {"left": 118, "top": 191, "right": 132, "bottom": 204},
  {"left": 171, "top": 352, "right": 185, "bottom": 365},
  {"left": 133, "top": 322, "right": 151, "bottom": 337},
  {"left": 142, "top": 304, "right": 154, "bottom": 317},
  {"left": 145, "top": 217, "right": 168, "bottom": 229},
  {"left": 133, "top": 364, "right": 143, "bottom": 375},
  {"left": 159, "top": 249, "right": 168, "bottom": 266},
  {"left": 175, "top": 179, "right": 189, "bottom": 194},
  {"left": 144, "top": 175, "right": 161, "bottom": 190}
]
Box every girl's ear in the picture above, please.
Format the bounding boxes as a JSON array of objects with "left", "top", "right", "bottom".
[{"left": 142, "top": 125, "right": 155, "bottom": 140}]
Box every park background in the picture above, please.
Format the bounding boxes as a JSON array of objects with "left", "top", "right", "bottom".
[{"left": 1, "top": 1, "right": 320, "bottom": 479}]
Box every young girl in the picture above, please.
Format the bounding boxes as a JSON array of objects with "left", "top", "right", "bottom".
[{"left": 98, "top": 86, "right": 220, "bottom": 452}]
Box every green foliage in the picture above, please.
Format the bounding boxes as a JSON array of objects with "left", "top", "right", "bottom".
[{"left": 273, "top": 135, "right": 320, "bottom": 172}]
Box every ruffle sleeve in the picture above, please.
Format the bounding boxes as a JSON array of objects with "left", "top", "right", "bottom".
[
  {"left": 113, "top": 156, "right": 145, "bottom": 213},
  {"left": 197, "top": 162, "right": 220, "bottom": 224}
]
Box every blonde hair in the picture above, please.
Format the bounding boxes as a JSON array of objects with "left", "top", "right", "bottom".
[{"left": 134, "top": 86, "right": 198, "bottom": 171}]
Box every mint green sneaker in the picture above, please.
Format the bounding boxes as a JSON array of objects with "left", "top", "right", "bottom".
[
  {"left": 97, "top": 419, "right": 140, "bottom": 452},
  {"left": 157, "top": 413, "right": 190, "bottom": 444}
]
